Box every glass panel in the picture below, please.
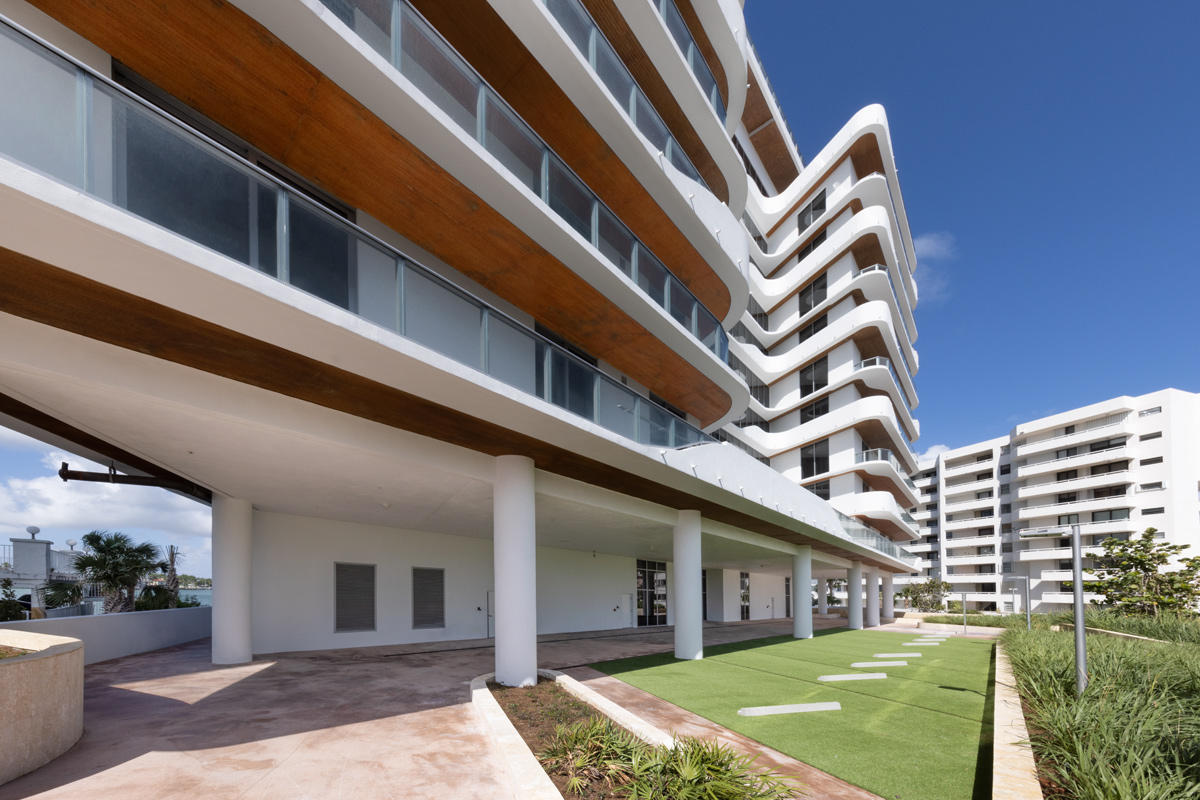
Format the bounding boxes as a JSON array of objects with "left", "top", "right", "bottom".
[
  {"left": 326, "top": 0, "right": 393, "bottom": 60},
  {"left": 403, "top": 264, "right": 483, "bottom": 368},
  {"left": 596, "top": 207, "right": 634, "bottom": 276},
  {"left": 668, "top": 278, "right": 694, "bottom": 332},
  {"left": 593, "top": 37, "right": 634, "bottom": 114},
  {"left": 640, "top": 402, "right": 674, "bottom": 447},
  {"left": 487, "top": 315, "right": 541, "bottom": 395},
  {"left": 548, "top": 350, "right": 595, "bottom": 420},
  {"left": 597, "top": 378, "right": 638, "bottom": 440},
  {"left": 662, "top": 0, "right": 691, "bottom": 53},
  {"left": 288, "top": 197, "right": 352, "bottom": 309},
  {"left": 113, "top": 93, "right": 273, "bottom": 271},
  {"left": 667, "top": 140, "right": 698, "bottom": 180},
  {"left": 355, "top": 238, "right": 398, "bottom": 329},
  {"left": 695, "top": 311, "right": 719, "bottom": 353},
  {"left": 399, "top": 6, "right": 480, "bottom": 133},
  {"left": 0, "top": 26, "right": 82, "bottom": 186},
  {"left": 545, "top": 0, "right": 592, "bottom": 54},
  {"left": 634, "top": 93, "right": 669, "bottom": 152},
  {"left": 483, "top": 96, "right": 543, "bottom": 195},
  {"left": 547, "top": 156, "right": 592, "bottom": 239},
  {"left": 635, "top": 248, "right": 668, "bottom": 306}
]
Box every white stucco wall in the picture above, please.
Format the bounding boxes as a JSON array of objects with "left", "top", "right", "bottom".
[
  {"left": 537, "top": 548, "right": 634, "bottom": 634},
  {"left": 0, "top": 607, "right": 212, "bottom": 665}
]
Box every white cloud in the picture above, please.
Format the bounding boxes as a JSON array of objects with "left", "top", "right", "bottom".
[
  {"left": 913, "top": 232, "right": 958, "bottom": 262},
  {"left": 911, "top": 231, "right": 957, "bottom": 305},
  {"left": 917, "top": 443, "right": 950, "bottom": 463},
  {"left": 0, "top": 446, "right": 212, "bottom": 574}
]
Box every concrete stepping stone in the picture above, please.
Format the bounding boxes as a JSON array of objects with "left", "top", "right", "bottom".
[
  {"left": 903, "top": 642, "right": 937, "bottom": 646},
  {"left": 738, "top": 701, "right": 841, "bottom": 717},
  {"left": 851, "top": 661, "right": 906, "bottom": 667},
  {"left": 818, "top": 673, "right": 887, "bottom": 681},
  {"left": 875, "top": 653, "right": 920, "bottom": 658}
]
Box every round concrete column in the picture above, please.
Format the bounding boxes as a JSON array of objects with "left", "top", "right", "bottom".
[
  {"left": 865, "top": 569, "right": 881, "bottom": 627},
  {"left": 494, "top": 455, "right": 538, "bottom": 687},
  {"left": 211, "top": 495, "right": 253, "bottom": 664},
  {"left": 847, "top": 562, "right": 863, "bottom": 630},
  {"left": 673, "top": 510, "right": 703, "bottom": 660},
  {"left": 817, "top": 577, "right": 828, "bottom": 614},
  {"left": 792, "top": 547, "right": 812, "bottom": 639},
  {"left": 881, "top": 572, "right": 895, "bottom": 619}
]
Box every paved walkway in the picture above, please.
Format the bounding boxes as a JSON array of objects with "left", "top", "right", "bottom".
[{"left": 1, "top": 618, "right": 880, "bottom": 800}]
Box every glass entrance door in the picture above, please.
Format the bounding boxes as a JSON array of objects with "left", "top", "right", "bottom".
[{"left": 636, "top": 559, "right": 667, "bottom": 626}]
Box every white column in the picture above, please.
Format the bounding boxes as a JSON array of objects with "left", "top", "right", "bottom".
[
  {"left": 881, "top": 572, "right": 895, "bottom": 619},
  {"left": 817, "top": 577, "right": 828, "bottom": 614},
  {"left": 211, "top": 495, "right": 253, "bottom": 664},
  {"left": 847, "top": 562, "right": 863, "bottom": 630},
  {"left": 792, "top": 547, "right": 812, "bottom": 639},
  {"left": 673, "top": 510, "right": 703, "bottom": 660},
  {"left": 494, "top": 455, "right": 538, "bottom": 687},
  {"left": 865, "top": 569, "right": 880, "bottom": 627}
]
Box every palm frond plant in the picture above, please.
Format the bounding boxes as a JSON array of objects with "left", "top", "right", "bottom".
[{"left": 71, "top": 530, "right": 164, "bottom": 613}]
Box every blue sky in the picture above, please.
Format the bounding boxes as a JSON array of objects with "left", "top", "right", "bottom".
[
  {"left": 2, "top": 3, "right": 1198, "bottom": 573},
  {"left": 746, "top": 0, "right": 1200, "bottom": 455}
]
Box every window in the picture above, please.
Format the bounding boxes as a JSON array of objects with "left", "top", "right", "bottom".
[
  {"left": 1063, "top": 425, "right": 1076, "bottom": 435},
  {"left": 1139, "top": 431, "right": 1162, "bottom": 441},
  {"left": 1001, "top": 523, "right": 1013, "bottom": 534},
  {"left": 1057, "top": 492, "right": 1078, "bottom": 504},
  {"left": 1092, "top": 509, "right": 1130, "bottom": 522},
  {"left": 925, "top": 503, "right": 939, "bottom": 512},
  {"left": 797, "top": 189, "right": 826, "bottom": 234},
  {"left": 1000, "top": 464, "right": 1011, "bottom": 475},
  {"left": 1140, "top": 456, "right": 1164, "bottom": 466},
  {"left": 798, "top": 357, "right": 828, "bottom": 397},
  {"left": 978, "top": 565, "right": 995, "bottom": 574},
  {"left": 807, "top": 480, "right": 831, "bottom": 500},
  {"left": 1000, "top": 483, "right": 1011, "bottom": 495},
  {"left": 800, "top": 439, "right": 829, "bottom": 478},
  {"left": 1000, "top": 503, "right": 1012, "bottom": 514},
  {"left": 976, "top": 490, "right": 993, "bottom": 500},
  {"left": 335, "top": 563, "right": 376, "bottom": 633},
  {"left": 1089, "top": 437, "right": 1124, "bottom": 453},
  {"left": 1057, "top": 469, "right": 1078, "bottom": 481},
  {"left": 1139, "top": 482, "right": 1163, "bottom": 491},
  {"left": 797, "top": 273, "right": 827, "bottom": 315},
  {"left": 1002, "top": 542, "right": 1013, "bottom": 553},
  {"left": 740, "top": 572, "right": 750, "bottom": 620},
  {"left": 1093, "top": 486, "right": 1126, "bottom": 499},
  {"left": 732, "top": 137, "right": 767, "bottom": 196},
  {"left": 796, "top": 314, "right": 828, "bottom": 345},
  {"left": 1056, "top": 447, "right": 1078, "bottom": 459},
  {"left": 412, "top": 567, "right": 445, "bottom": 629},
  {"left": 1138, "top": 406, "right": 1162, "bottom": 417},
  {"left": 636, "top": 560, "right": 668, "bottom": 626},
  {"left": 977, "top": 471, "right": 993, "bottom": 481},
  {"left": 784, "top": 576, "right": 791, "bottom": 618},
  {"left": 800, "top": 396, "right": 829, "bottom": 424},
  {"left": 1058, "top": 514, "right": 1079, "bottom": 525},
  {"left": 796, "top": 229, "right": 827, "bottom": 264},
  {"left": 977, "top": 509, "right": 994, "bottom": 518},
  {"left": 1143, "top": 507, "right": 1165, "bottom": 515}
]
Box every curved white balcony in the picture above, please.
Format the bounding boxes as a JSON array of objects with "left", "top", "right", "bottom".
[
  {"left": 1017, "top": 470, "right": 1133, "bottom": 500},
  {"left": 606, "top": 0, "right": 746, "bottom": 213},
  {"left": 745, "top": 105, "right": 917, "bottom": 307},
  {"left": 732, "top": 301, "right": 918, "bottom": 406},
  {"left": 911, "top": 508, "right": 938, "bottom": 521},
  {"left": 777, "top": 451, "right": 919, "bottom": 510},
  {"left": 486, "top": 0, "right": 750, "bottom": 320},
  {"left": 1016, "top": 444, "right": 1129, "bottom": 479},
  {"left": 689, "top": 0, "right": 748, "bottom": 131},
  {"left": 907, "top": 541, "right": 938, "bottom": 553},
  {"left": 828, "top": 491, "right": 918, "bottom": 542}
]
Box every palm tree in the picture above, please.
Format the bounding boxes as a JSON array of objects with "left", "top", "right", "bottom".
[
  {"left": 164, "top": 544, "right": 181, "bottom": 609},
  {"left": 71, "top": 531, "right": 164, "bottom": 613}
]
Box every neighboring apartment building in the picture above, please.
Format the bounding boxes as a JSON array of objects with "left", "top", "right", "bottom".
[
  {"left": 899, "top": 389, "right": 1200, "bottom": 612},
  {"left": 0, "top": 0, "right": 919, "bottom": 684}
]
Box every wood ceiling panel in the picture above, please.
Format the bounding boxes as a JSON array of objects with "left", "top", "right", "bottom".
[{"left": 28, "top": 0, "right": 730, "bottom": 424}]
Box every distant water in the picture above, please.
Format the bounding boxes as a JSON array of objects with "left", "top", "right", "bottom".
[{"left": 180, "top": 589, "right": 212, "bottom": 607}]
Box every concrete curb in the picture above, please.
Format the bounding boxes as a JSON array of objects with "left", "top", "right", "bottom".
[
  {"left": 538, "top": 669, "right": 675, "bottom": 749},
  {"left": 919, "top": 621, "right": 1006, "bottom": 635},
  {"left": 469, "top": 674, "right": 562, "bottom": 800},
  {"left": 1053, "top": 623, "right": 1167, "bottom": 643},
  {"left": 991, "top": 645, "right": 1042, "bottom": 800}
]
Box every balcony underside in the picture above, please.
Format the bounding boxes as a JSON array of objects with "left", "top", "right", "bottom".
[
  {"left": 742, "top": 71, "right": 798, "bottom": 191},
  {"left": 27, "top": 0, "right": 732, "bottom": 424}
]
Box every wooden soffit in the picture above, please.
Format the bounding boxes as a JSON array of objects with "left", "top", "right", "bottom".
[
  {"left": 28, "top": 0, "right": 729, "bottom": 424},
  {"left": 742, "top": 72, "right": 799, "bottom": 192}
]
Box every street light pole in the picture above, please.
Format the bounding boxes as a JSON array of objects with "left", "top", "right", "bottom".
[
  {"left": 1071, "top": 523, "right": 1088, "bottom": 696},
  {"left": 1004, "top": 576, "right": 1031, "bottom": 632}
]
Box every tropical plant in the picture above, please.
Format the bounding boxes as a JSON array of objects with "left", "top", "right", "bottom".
[
  {"left": 40, "top": 580, "right": 84, "bottom": 609},
  {"left": 135, "top": 585, "right": 202, "bottom": 611},
  {"left": 825, "top": 577, "right": 845, "bottom": 607},
  {"left": 0, "top": 578, "right": 25, "bottom": 622},
  {"left": 901, "top": 578, "right": 953, "bottom": 611},
  {"left": 1082, "top": 528, "right": 1200, "bottom": 616},
  {"left": 163, "top": 544, "right": 181, "bottom": 609},
  {"left": 70, "top": 531, "right": 164, "bottom": 613}
]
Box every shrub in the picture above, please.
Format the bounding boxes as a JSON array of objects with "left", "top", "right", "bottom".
[{"left": 0, "top": 578, "right": 25, "bottom": 622}]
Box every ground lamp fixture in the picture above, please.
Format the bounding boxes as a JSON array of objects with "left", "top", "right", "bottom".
[{"left": 1020, "top": 524, "right": 1087, "bottom": 695}]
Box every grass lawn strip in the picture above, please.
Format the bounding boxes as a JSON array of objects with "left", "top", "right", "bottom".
[{"left": 593, "top": 629, "right": 994, "bottom": 800}]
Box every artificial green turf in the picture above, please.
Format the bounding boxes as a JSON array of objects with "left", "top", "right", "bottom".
[{"left": 591, "top": 628, "right": 995, "bottom": 800}]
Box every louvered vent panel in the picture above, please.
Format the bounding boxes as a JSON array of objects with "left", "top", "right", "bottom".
[
  {"left": 335, "top": 563, "right": 376, "bottom": 632},
  {"left": 412, "top": 567, "right": 445, "bottom": 629}
]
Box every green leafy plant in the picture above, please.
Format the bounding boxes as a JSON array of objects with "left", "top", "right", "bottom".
[
  {"left": 135, "top": 584, "right": 202, "bottom": 611},
  {"left": 40, "top": 580, "right": 84, "bottom": 609},
  {"left": 70, "top": 531, "right": 164, "bottom": 613},
  {"left": 901, "top": 578, "right": 953, "bottom": 611},
  {"left": 1081, "top": 528, "right": 1200, "bottom": 616},
  {"left": 0, "top": 578, "right": 25, "bottom": 622}
]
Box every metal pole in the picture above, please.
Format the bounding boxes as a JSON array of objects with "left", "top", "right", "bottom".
[
  {"left": 1071, "top": 524, "right": 1087, "bottom": 696},
  {"left": 1024, "top": 579, "right": 1031, "bottom": 632},
  {"left": 962, "top": 592, "right": 967, "bottom": 635}
]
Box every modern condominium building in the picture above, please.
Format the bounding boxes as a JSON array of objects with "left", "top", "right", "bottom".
[
  {"left": 899, "top": 388, "right": 1200, "bottom": 612},
  {"left": 0, "top": 0, "right": 920, "bottom": 683}
]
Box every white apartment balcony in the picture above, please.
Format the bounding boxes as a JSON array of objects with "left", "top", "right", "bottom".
[
  {"left": 1017, "top": 470, "right": 1133, "bottom": 500},
  {"left": 944, "top": 573, "right": 1000, "bottom": 584},
  {"left": 730, "top": 395, "right": 913, "bottom": 466},
  {"left": 914, "top": 473, "right": 937, "bottom": 488},
  {"left": 911, "top": 508, "right": 938, "bottom": 521},
  {"left": 1017, "top": 495, "right": 1133, "bottom": 522},
  {"left": 942, "top": 476, "right": 997, "bottom": 495},
  {"left": 943, "top": 456, "right": 995, "bottom": 476},
  {"left": 1076, "top": 518, "right": 1136, "bottom": 536},
  {"left": 943, "top": 533, "right": 1000, "bottom": 550},
  {"left": 1039, "top": 570, "right": 1098, "bottom": 582},
  {"left": 906, "top": 541, "right": 938, "bottom": 552},
  {"left": 1017, "top": 547, "right": 1074, "bottom": 562},
  {"left": 781, "top": 448, "right": 920, "bottom": 510},
  {"left": 959, "top": 592, "right": 1002, "bottom": 602},
  {"left": 943, "top": 515, "right": 997, "bottom": 532},
  {"left": 943, "top": 552, "right": 999, "bottom": 567},
  {"left": 1038, "top": 592, "right": 1105, "bottom": 605},
  {"left": 943, "top": 494, "right": 996, "bottom": 512},
  {"left": 910, "top": 558, "right": 939, "bottom": 571},
  {"left": 1014, "top": 412, "right": 1132, "bottom": 458},
  {"left": 829, "top": 490, "right": 918, "bottom": 542},
  {"left": 1016, "top": 444, "right": 1129, "bottom": 479}
]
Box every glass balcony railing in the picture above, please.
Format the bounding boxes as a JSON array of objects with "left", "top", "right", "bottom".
[
  {"left": 835, "top": 511, "right": 919, "bottom": 566},
  {"left": 0, "top": 19, "right": 713, "bottom": 451},
  {"left": 853, "top": 356, "right": 915, "bottom": 412},
  {"left": 537, "top": 0, "right": 706, "bottom": 189},
  {"left": 650, "top": 0, "right": 726, "bottom": 125},
  {"left": 316, "top": 0, "right": 727, "bottom": 361},
  {"left": 855, "top": 450, "right": 918, "bottom": 492}
]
